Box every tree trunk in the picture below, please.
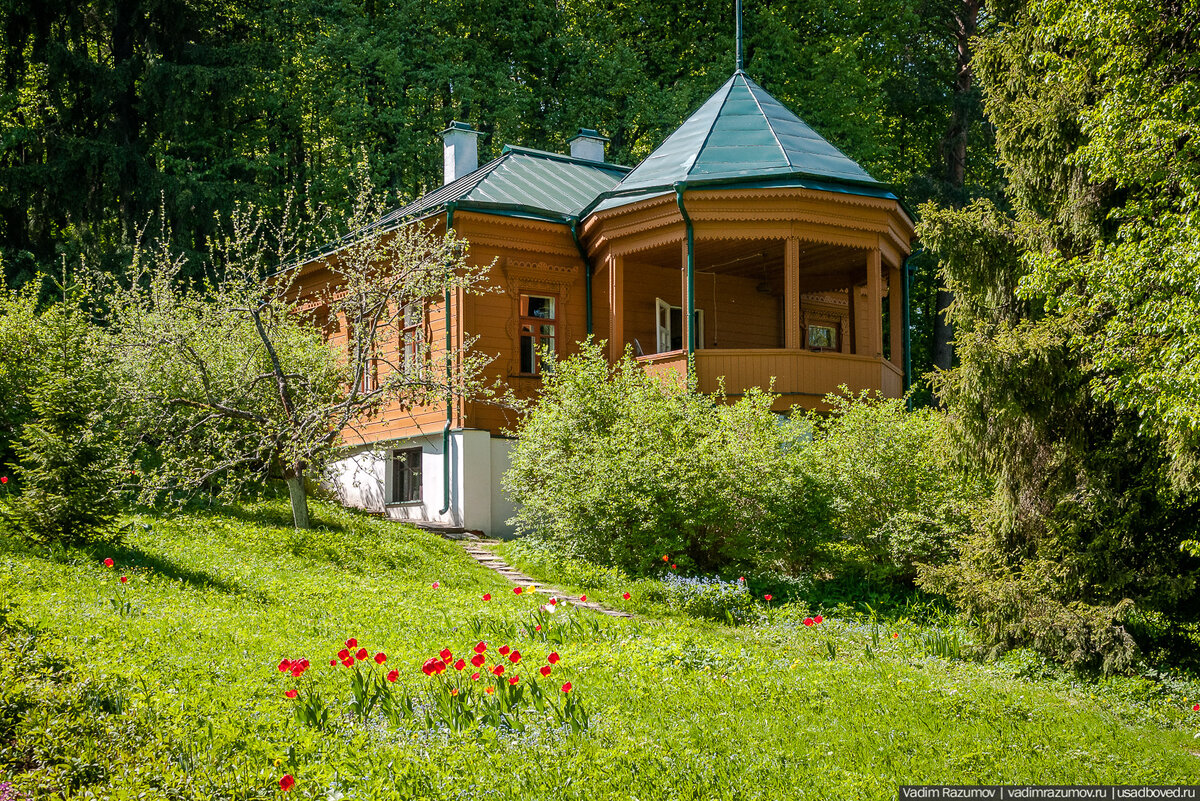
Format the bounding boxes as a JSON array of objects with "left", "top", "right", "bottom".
[
  {"left": 932, "top": 0, "right": 982, "bottom": 373},
  {"left": 286, "top": 473, "right": 311, "bottom": 530}
]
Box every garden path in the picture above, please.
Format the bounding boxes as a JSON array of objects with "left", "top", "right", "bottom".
[{"left": 462, "top": 541, "right": 633, "bottom": 619}]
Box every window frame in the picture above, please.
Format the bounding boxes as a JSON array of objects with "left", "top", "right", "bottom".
[
  {"left": 390, "top": 447, "right": 423, "bottom": 505},
  {"left": 518, "top": 293, "right": 558, "bottom": 376},
  {"left": 400, "top": 301, "right": 426, "bottom": 377}
]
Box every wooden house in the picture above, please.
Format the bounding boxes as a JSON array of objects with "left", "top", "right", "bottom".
[{"left": 304, "top": 69, "right": 915, "bottom": 536}]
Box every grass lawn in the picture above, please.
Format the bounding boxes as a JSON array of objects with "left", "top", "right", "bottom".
[{"left": 1, "top": 499, "right": 1198, "bottom": 800}]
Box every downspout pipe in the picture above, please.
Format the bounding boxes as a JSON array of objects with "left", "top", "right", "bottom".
[
  {"left": 674, "top": 183, "right": 696, "bottom": 366},
  {"left": 570, "top": 219, "right": 593, "bottom": 336},
  {"left": 440, "top": 202, "right": 457, "bottom": 516}
]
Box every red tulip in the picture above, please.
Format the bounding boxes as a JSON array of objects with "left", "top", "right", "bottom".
[
  {"left": 290, "top": 663, "right": 306, "bottom": 677},
  {"left": 337, "top": 648, "right": 350, "bottom": 660},
  {"left": 474, "top": 642, "right": 487, "bottom": 654},
  {"left": 492, "top": 664, "right": 505, "bottom": 676},
  {"left": 499, "top": 645, "right": 511, "bottom": 656},
  {"left": 738, "top": 576, "right": 745, "bottom": 583},
  {"left": 279, "top": 775, "right": 295, "bottom": 792},
  {"left": 103, "top": 558, "right": 114, "bottom": 567},
  {"left": 509, "top": 650, "right": 521, "bottom": 664},
  {"left": 764, "top": 594, "right": 773, "bottom": 602},
  {"left": 421, "top": 657, "right": 442, "bottom": 676},
  {"left": 893, "top": 633, "right": 899, "bottom": 639},
  {"left": 454, "top": 659, "right": 466, "bottom": 671},
  {"left": 341, "top": 658, "right": 354, "bottom": 668},
  {"left": 549, "top": 598, "right": 558, "bottom": 605},
  {"left": 278, "top": 659, "right": 292, "bottom": 672},
  {"left": 374, "top": 652, "right": 387, "bottom": 664},
  {"left": 803, "top": 617, "right": 814, "bottom": 627},
  {"left": 439, "top": 648, "right": 452, "bottom": 661},
  {"left": 431, "top": 581, "right": 440, "bottom": 589},
  {"left": 561, "top": 682, "right": 572, "bottom": 693},
  {"left": 471, "top": 672, "right": 481, "bottom": 681},
  {"left": 345, "top": 638, "right": 357, "bottom": 648},
  {"left": 535, "top": 625, "right": 542, "bottom": 632},
  {"left": 483, "top": 593, "right": 491, "bottom": 601},
  {"left": 663, "top": 555, "right": 669, "bottom": 562},
  {"left": 0, "top": 476, "right": 7, "bottom": 484},
  {"left": 540, "top": 665, "right": 552, "bottom": 677},
  {"left": 119, "top": 576, "right": 128, "bottom": 584},
  {"left": 671, "top": 564, "right": 677, "bottom": 570},
  {"left": 579, "top": 594, "right": 587, "bottom": 602},
  {"left": 285, "top": 689, "right": 298, "bottom": 699},
  {"left": 471, "top": 654, "right": 485, "bottom": 667},
  {"left": 514, "top": 587, "right": 523, "bottom": 595},
  {"left": 547, "top": 652, "right": 560, "bottom": 664},
  {"left": 329, "top": 659, "right": 336, "bottom": 666},
  {"left": 356, "top": 648, "right": 368, "bottom": 661},
  {"left": 387, "top": 670, "right": 399, "bottom": 683},
  {"left": 1193, "top": 703, "right": 1199, "bottom": 712},
  {"left": 814, "top": 615, "right": 824, "bottom": 625},
  {"left": 508, "top": 676, "right": 519, "bottom": 685},
  {"left": 622, "top": 592, "right": 631, "bottom": 600}
]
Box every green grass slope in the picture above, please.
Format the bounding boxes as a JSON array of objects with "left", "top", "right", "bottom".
[{"left": 0, "top": 500, "right": 1197, "bottom": 800}]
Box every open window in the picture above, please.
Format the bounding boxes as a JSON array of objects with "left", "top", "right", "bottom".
[
  {"left": 519, "top": 294, "right": 557, "bottom": 375},
  {"left": 655, "top": 298, "right": 704, "bottom": 353}
]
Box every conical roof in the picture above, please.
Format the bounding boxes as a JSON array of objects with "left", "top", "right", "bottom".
[{"left": 587, "top": 71, "right": 889, "bottom": 214}]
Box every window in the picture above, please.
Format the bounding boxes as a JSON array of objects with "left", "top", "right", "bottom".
[
  {"left": 391, "top": 447, "right": 422, "bottom": 503},
  {"left": 519, "top": 294, "right": 557, "bottom": 375},
  {"left": 346, "top": 317, "right": 379, "bottom": 394},
  {"left": 654, "top": 298, "right": 705, "bottom": 353},
  {"left": 401, "top": 302, "right": 424, "bottom": 376},
  {"left": 807, "top": 324, "right": 837, "bottom": 351}
]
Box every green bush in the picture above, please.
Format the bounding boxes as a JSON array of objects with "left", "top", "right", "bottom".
[
  {"left": 802, "top": 392, "right": 988, "bottom": 584},
  {"left": 503, "top": 342, "right": 832, "bottom": 576},
  {"left": 2, "top": 297, "right": 122, "bottom": 546}
]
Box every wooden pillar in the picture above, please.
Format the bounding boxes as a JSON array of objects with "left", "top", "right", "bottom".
[
  {"left": 866, "top": 248, "right": 883, "bottom": 358},
  {"left": 847, "top": 285, "right": 857, "bottom": 355},
  {"left": 785, "top": 237, "right": 801, "bottom": 349},
  {"left": 609, "top": 253, "right": 624, "bottom": 361},
  {"left": 888, "top": 262, "right": 903, "bottom": 369}
]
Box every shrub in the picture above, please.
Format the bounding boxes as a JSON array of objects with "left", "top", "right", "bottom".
[
  {"left": 802, "top": 391, "right": 988, "bottom": 585},
  {"left": 2, "top": 298, "right": 122, "bottom": 546},
  {"left": 504, "top": 342, "right": 831, "bottom": 576}
]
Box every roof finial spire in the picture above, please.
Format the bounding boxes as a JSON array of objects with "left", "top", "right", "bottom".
[{"left": 735, "top": 0, "right": 744, "bottom": 71}]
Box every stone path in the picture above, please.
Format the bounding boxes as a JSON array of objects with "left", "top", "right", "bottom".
[{"left": 461, "top": 541, "right": 633, "bottom": 619}]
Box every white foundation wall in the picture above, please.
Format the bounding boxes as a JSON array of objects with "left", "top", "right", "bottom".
[{"left": 323, "top": 430, "right": 516, "bottom": 537}]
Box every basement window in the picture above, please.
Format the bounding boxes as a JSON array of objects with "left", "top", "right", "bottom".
[{"left": 391, "top": 447, "right": 422, "bottom": 504}]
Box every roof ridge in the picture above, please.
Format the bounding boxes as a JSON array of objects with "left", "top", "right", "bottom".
[
  {"left": 501, "top": 144, "right": 631, "bottom": 172},
  {"left": 683, "top": 75, "right": 738, "bottom": 180},
  {"left": 741, "top": 73, "right": 793, "bottom": 170}
]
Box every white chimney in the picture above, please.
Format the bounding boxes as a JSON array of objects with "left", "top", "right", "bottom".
[
  {"left": 568, "top": 128, "right": 608, "bottom": 163},
  {"left": 440, "top": 121, "right": 483, "bottom": 184}
]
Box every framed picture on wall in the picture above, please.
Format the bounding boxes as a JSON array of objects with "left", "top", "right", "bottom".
[{"left": 807, "top": 324, "right": 837, "bottom": 351}]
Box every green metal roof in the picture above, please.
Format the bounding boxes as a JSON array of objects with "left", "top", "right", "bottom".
[
  {"left": 585, "top": 71, "right": 892, "bottom": 215},
  {"left": 377, "top": 146, "right": 629, "bottom": 227}
]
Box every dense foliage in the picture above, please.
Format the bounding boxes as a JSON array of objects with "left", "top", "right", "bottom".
[
  {"left": 505, "top": 344, "right": 832, "bottom": 575},
  {"left": 803, "top": 393, "right": 988, "bottom": 585},
  {"left": 0, "top": 286, "right": 121, "bottom": 545},
  {"left": 917, "top": 0, "right": 1200, "bottom": 671}
]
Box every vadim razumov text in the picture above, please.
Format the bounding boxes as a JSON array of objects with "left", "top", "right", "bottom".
[{"left": 898, "top": 787, "right": 1200, "bottom": 800}]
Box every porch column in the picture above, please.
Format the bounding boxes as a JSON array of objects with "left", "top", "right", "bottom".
[
  {"left": 847, "top": 285, "right": 857, "bottom": 354},
  {"left": 609, "top": 253, "right": 624, "bottom": 361},
  {"left": 785, "top": 237, "right": 802, "bottom": 349},
  {"left": 888, "top": 261, "right": 903, "bottom": 369},
  {"left": 866, "top": 248, "right": 883, "bottom": 358}
]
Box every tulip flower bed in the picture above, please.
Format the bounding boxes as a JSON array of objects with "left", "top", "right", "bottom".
[{"left": 1, "top": 497, "right": 1199, "bottom": 800}]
